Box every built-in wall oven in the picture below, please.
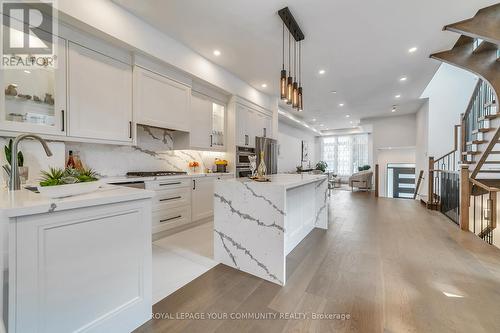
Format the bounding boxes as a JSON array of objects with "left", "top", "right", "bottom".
[{"left": 236, "top": 146, "right": 255, "bottom": 178}]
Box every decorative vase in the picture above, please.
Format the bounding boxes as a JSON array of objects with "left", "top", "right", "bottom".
[{"left": 257, "top": 151, "right": 267, "bottom": 177}]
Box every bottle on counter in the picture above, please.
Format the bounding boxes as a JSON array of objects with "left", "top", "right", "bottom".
[
  {"left": 73, "top": 151, "right": 84, "bottom": 170},
  {"left": 66, "top": 150, "right": 76, "bottom": 169}
]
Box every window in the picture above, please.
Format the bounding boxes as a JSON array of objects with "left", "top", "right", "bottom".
[{"left": 321, "top": 134, "right": 369, "bottom": 176}]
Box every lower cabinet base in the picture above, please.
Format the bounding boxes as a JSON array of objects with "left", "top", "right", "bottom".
[{"left": 8, "top": 199, "right": 152, "bottom": 333}]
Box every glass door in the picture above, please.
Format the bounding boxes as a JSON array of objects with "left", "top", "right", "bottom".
[
  {"left": 0, "top": 36, "right": 66, "bottom": 135},
  {"left": 211, "top": 102, "right": 225, "bottom": 148}
]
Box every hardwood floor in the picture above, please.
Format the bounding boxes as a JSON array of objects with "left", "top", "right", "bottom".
[{"left": 135, "top": 190, "right": 500, "bottom": 333}]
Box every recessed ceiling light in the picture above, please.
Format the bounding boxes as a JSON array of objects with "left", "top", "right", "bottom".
[
  {"left": 395, "top": 94, "right": 401, "bottom": 98},
  {"left": 408, "top": 47, "right": 418, "bottom": 53},
  {"left": 318, "top": 69, "right": 326, "bottom": 75},
  {"left": 320, "top": 124, "right": 324, "bottom": 126},
  {"left": 261, "top": 83, "right": 267, "bottom": 88},
  {"left": 330, "top": 90, "right": 337, "bottom": 94},
  {"left": 213, "top": 50, "right": 221, "bottom": 56},
  {"left": 400, "top": 76, "right": 407, "bottom": 82},
  {"left": 345, "top": 114, "right": 350, "bottom": 118},
  {"left": 23, "top": 70, "right": 31, "bottom": 74},
  {"left": 312, "top": 118, "right": 316, "bottom": 121},
  {"left": 339, "top": 103, "right": 344, "bottom": 107},
  {"left": 350, "top": 121, "right": 353, "bottom": 124}
]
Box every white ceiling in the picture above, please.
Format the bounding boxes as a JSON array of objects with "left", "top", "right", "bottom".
[{"left": 114, "top": 0, "right": 497, "bottom": 131}]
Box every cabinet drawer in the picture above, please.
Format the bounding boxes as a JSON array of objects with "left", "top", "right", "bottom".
[
  {"left": 152, "top": 187, "right": 191, "bottom": 211},
  {"left": 145, "top": 178, "right": 191, "bottom": 190},
  {"left": 152, "top": 206, "right": 191, "bottom": 234}
]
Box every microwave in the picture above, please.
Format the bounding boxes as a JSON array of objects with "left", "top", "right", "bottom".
[{"left": 236, "top": 146, "right": 255, "bottom": 167}]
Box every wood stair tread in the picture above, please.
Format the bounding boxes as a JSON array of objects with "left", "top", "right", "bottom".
[
  {"left": 472, "top": 127, "right": 495, "bottom": 134},
  {"left": 466, "top": 140, "right": 487, "bottom": 145},
  {"left": 462, "top": 151, "right": 481, "bottom": 155},
  {"left": 477, "top": 170, "right": 500, "bottom": 173},
  {"left": 478, "top": 113, "right": 500, "bottom": 121}
]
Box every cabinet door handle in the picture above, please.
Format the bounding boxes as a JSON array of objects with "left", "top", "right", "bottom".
[
  {"left": 263, "top": 128, "right": 266, "bottom": 137},
  {"left": 193, "top": 179, "right": 196, "bottom": 190},
  {"left": 160, "top": 215, "right": 182, "bottom": 223},
  {"left": 129, "top": 121, "right": 132, "bottom": 139},
  {"left": 159, "top": 182, "right": 181, "bottom": 186},
  {"left": 159, "top": 196, "right": 182, "bottom": 202},
  {"left": 245, "top": 134, "right": 248, "bottom": 145},
  {"left": 61, "top": 110, "right": 65, "bottom": 132},
  {"left": 210, "top": 134, "right": 213, "bottom": 147}
]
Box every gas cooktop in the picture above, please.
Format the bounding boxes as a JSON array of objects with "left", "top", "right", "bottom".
[{"left": 126, "top": 171, "right": 187, "bottom": 177}]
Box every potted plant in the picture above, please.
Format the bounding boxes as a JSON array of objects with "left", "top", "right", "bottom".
[
  {"left": 315, "top": 161, "right": 328, "bottom": 173},
  {"left": 4, "top": 139, "right": 27, "bottom": 185},
  {"left": 37, "top": 167, "right": 101, "bottom": 198}
]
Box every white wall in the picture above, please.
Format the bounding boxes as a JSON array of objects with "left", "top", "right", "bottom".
[
  {"left": 415, "top": 101, "right": 429, "bottom": 197},
  {"left": 277, "top": 122, "right": 317, "bottom": 173},
  {"left": 360, "top": 113, "right": 417, "bottom": 196},
  {"left": 421, "top": 63, "right": 478, "bottom": 159}
]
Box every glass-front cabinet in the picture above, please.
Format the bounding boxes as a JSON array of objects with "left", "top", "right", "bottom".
[
  {"left": 0, "top": 37, "right": 67, "bottom": 135},
  {"left": 190, "top": 91, "right": 225, "bottom": 150}
]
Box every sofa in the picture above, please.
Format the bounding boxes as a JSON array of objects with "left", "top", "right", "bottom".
[{"left": 348, "top": 170, "right": 373, "bottom": 191}]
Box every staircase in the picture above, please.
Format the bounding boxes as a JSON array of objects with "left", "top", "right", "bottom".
[{"left": 428, "top": 4, "right": 500, "bottom": 245}]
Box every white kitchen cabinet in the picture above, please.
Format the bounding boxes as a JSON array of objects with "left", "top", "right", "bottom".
[
  {"left": 134, "top": 66, "right": 191, "bottom": 132},
  {"left": 0, "top": 37, "right": 67, "bottom": 136},
  {"left": 191, "top": 177, "right": 215, "bottom": 221},
  {"left": 68, "top": 42, "right": 133, "bottom": 142},
  {"left": 236, "top": 104, "right": 273, "bottom": 147},
  {"left": 190, "top": 92, "right": 226, "bottom": 150},
  {"left": 190, "top": 93, "right": 213, "bottom": 149},
  {"left": 8, "top": 199, "right": 152, "bottom": 333}
]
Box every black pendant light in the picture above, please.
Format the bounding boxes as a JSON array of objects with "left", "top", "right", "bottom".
[
  {"left": 286, "top": 33, "right": 293, "bottom": 104},
  {"left": 278, "top": 7, "right": 305, "bottom": 110},
  {"left": 280, "top": 23, "right": 287, "bottom": 100},
  {"left": 292, "top": 39, "right": 299, "bottom": 108},
  {"left": 298, "top": 41, "right": 303, "bottom": 111}
]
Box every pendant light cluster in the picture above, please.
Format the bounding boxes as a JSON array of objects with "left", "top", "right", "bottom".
[{"left": 278, "top": 7, "right": 304, "bottom": 112}]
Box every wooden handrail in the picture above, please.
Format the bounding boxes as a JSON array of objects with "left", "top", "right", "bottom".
[
  {"left": 434, "top": 124, "right": 461, "bottom": 164},
  {"left": 470, "top": 177, "right": 500, "bottom": 192}
]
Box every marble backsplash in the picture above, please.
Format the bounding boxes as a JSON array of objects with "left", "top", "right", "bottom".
[
  {"left": 1, "top": 125, "right": 228, "bottom": 184},
  {"left": 67, "top": 125, "right": 228, "bottom": 177}
]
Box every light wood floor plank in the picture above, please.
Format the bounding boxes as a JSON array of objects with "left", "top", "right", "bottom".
[{"left": 135, "top": 191, "right": 500, "bottom": 333}]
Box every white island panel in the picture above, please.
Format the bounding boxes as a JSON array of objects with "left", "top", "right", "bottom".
[{"left": 214, "top": 174, "right": 328, "bottom": 286}]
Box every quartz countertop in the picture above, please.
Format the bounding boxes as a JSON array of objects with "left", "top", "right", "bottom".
[
  {"left": 103, "top": 172, "right": 234, "bottom": 184},
  {"left": 219, "top": 173, "right": 327, "bottom": 189},
  {"left": 0, "top": 184, "right": 155, "bottom": 218}
]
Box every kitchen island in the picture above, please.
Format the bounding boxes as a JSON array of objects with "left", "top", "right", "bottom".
[
  {"left": 213, "top": 174, "right": 328, "bottom": 285},
  {"left": 0, "top": 185, "right": 154, "bottom": 333}
]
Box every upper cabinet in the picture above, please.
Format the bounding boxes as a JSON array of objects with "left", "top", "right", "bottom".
[
  {"left": 236, "top": 103, "right": 272, "bottom": 148},
  {"left": 190, "top": 92, "right": 225, "bottom": 150},
  {"left": 68, "top": 42, "right": 133, "bottom": 143},
  {"left": 133, "top": 66, "right": 191, "bottom": 132},
  {"left": 0, "top": 36, "right": 67, "bottom": 136}
]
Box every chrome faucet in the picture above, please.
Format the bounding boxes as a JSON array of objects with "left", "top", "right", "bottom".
[{"left": 9, "top": 134, "right": 53, "bottom": 191}]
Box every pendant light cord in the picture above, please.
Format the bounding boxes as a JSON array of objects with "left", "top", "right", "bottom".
[
  {"left": 282, "top": 23, "right": 285, "bottom": 70},
  {"left": 294, "top": 39, "right": 296, "bottom": 80},
  {"left": 288, "top": 32, "right": 291, "bottom": 73},
  {"left": 299, "top": 41, "right": 301, "bottom": 85}
]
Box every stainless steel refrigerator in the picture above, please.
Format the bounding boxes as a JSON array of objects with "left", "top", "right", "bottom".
[{"left": 255, "top": 136, "right": 278, "bottom": 175}]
